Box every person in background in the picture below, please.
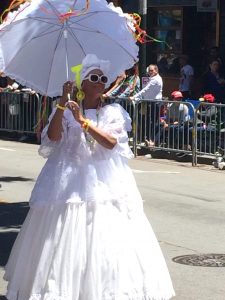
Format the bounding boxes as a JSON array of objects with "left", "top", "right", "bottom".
[
  {"left": 131, "top": 64, "right": 163, "bottom": 147},
  {"left": 103, "top": 63, "right": 140, "bottom": 99},
  {"left": 0, "top": 72, "right": 8, "bottom": 132},
  {"left": 189, "top": 94, "right": 218, "bottom": 153},
  {"left": 179, "top": 54, "right": 194, "bottom": 99},
  {"left": 197, "top": 94, "right": 217, "bottom": 124},
  {"left": 160, "top": 91, "right": 190, "bottom": 152},
  {"left": 103, "top": 71, "right": 126, "bottom": 98},
  {"left": 165, "top": 91, "right": 190, "bottom": 126},
  {"left": 132, "top": 64, "right": 163, "bottom": 101},
  {"left": 0, "top": 72, "right": 8, "bottom": 91},
  {"left": 203, "top": 59, "right": 225, "bottom": 104},
  {"left": 207, "top": 46, "right": 225, "bottom": 76}
]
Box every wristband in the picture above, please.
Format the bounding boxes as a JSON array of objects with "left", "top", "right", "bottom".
[
  {"left": 81, "top": 119, "right": 91, "bottom": 132},
  {"left": 56, "top": 104, "right": 66, "bottom": 111}
]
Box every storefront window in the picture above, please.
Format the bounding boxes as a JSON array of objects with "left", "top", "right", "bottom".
[
  {"left": 148, "top": 8, "right": 183, "bottom": 75},
  {"left": 156, "top": 9, "right": 182, "bottom": 51}
]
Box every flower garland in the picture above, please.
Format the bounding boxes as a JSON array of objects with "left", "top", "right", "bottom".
[
  {"left": 1, "top": 0, "right": 90, "bottom": 25},
  {"left": 129, "top": 13, "right": 172, "bottom": 49},
  {"left": 0, "top": 0, "right": 31, "bottom": 24}
]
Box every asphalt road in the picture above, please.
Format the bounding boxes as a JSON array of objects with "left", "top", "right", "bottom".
[{"left": 1, "top": 140, "right": 225, "bottom": 300}]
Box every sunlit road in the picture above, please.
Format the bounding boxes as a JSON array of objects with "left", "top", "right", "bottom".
[{"left": 1, "top": 140, "right": 225, "bottom": 300}]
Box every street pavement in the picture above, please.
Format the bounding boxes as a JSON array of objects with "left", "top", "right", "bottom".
[{"left": 0, "top": 140, "right": 225, "bottom": 300}]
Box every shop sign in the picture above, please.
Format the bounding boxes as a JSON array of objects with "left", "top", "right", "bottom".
[
  {"left": 197, "top": 0, "right": 218, "bottom": 12},
  {"left": 142, "top": 77, "right": 150, "bottom": 88}
]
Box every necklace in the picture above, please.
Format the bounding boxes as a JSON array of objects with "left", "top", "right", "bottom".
[{"left": 82, "top": 100, "right": 101, "bottom": 150}]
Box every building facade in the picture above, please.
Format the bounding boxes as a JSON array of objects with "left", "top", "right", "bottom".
[
  {"left": 1, "top": 0, "right": 224, "bottom": 97},
  {"left": 119, "top": 0, "right": 225, "bottom": 97}
]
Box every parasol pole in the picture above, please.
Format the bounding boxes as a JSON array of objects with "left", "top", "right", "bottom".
[{"left": 63, "top": 27, "right": 71, "bottom": 100}]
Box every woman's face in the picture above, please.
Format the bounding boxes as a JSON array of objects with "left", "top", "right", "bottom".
[
  {"left": 82, "top": 69, "right": 106, "bottom": 95},
  {"left": 210, "top": 61, "right": 220, "bottom": 73}
]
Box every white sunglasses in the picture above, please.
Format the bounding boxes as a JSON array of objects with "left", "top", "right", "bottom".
[{"left": 84, "top": 74, "right": 108, "bottom": 84}]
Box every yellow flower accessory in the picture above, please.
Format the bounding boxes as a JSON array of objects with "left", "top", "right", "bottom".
[{"left": 71, "top": 64, "right": 85, "bottom": 101}]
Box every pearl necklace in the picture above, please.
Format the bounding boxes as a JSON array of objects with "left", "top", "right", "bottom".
[{"left": 82, "top": 101, "right": 101, "bottom": 150}]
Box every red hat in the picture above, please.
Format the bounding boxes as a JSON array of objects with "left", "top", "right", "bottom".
[
  {"left": 171, "top": 91, "right": 183, "bottom": 99},
  {"left": 203, "top": 94, "right": 215, "bottom": 103}
]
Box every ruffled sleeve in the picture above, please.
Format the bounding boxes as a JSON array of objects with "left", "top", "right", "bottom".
[
  {"left": 99, "top": 103, "right": 134, "bottom": 159},
  {"left": 38, "top": 108, "right": 68, "bottom": 158}
]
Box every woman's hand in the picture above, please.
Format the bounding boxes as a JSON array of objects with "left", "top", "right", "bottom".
[
  {"left": 65, "top": 100, "right": 117, "bottom": 149},
  {"left": 66, "top": 100, "right": 85, "bottom": 124},
  {"left": 60, "top": 81, "right": 74, "bottom": 105}
]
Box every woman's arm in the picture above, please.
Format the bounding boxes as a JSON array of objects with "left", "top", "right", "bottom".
[
  {"left": 67, "top": 101, "right": 117, "bottom": 150},
  {"left": 47, "top": 82, "right": 72, "bottom": 141},
  {"left": 83, "top": 122, "right": 117, "bottom": 149},
  {"left": 131, "top": 77, "right": 157, "bottom": 100},
  {"left": 103, "top": 74, "right": 126, "bottom": 97}
]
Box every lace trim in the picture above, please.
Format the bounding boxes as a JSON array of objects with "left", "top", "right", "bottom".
[
  {"left": 6, "top": 291, "right": 175, "bottom": 300},
  {"left": 29, "top": 294, "right": 65, "bottom": 300}
]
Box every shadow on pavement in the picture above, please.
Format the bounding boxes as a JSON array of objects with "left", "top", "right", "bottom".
[
  {"left": 138, "top": 148, "right": 215, "bottom": 165},
  {"left": 0, "top": 296, "right": 7, "bottom": 300},
  {"left": 0, "top": 231, "right": 19, "bottom": 266},
  {"left": 0, "top": 202, "right": 29, "bottom": 267},
  {"left": 0, "top": 176, "right": 34, "bottom": 183},
  {"left": 0, "top": 131, "right": 38, "bottom": 144},
  {"left": 0, "top": 202, "right": 29, "bottom": 229}
]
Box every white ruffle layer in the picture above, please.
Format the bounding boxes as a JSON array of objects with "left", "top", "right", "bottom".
[
  {"left": 5, "top": 202, "right": 175, "bottom": 300},
  {"left": 4, "top": 104, "right": 175, "bottom": 299}
]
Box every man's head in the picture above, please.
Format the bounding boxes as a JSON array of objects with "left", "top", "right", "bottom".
[
  {"left": 209, "top": 60, "right": 220, "bottom": 73},
  {"left": 171, "top": 90, "right": 183, "bottom": 101},
  {"left": 147, "top": 64, "right": 158, "bottom": 77},
  {"left": 179, "top": 54, "right": 189, "bottom": 67},
  {"left": 203, "top": 93, "right": 215, "bottom": 103}
]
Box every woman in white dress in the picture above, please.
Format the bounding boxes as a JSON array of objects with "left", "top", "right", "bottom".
[{"left": 4, "top": 54, "right": 175, "bottom": 300}]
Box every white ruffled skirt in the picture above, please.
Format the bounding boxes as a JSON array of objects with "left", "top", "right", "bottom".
[{"left": 4, "top": 199, "right": 175, "bottom": 300}]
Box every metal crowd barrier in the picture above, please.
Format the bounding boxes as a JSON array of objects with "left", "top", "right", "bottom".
[
  {"left": 0, "top": 91, "right": 41, "bottom": 134},
  {"left": 1, "top": 92, "right": 225, "bottom": 166},
  {"left": 0, "top": 92, "right": 52, "bottom": 135},
  {"left": 192, "top": 101, "right": 225, "bottom": 164},
  {"left": 114, "top": 98, "right": 225, "bottom": 165}
]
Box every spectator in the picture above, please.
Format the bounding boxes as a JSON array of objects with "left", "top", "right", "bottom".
[
  {"left": 179, "top": 54, "right": 194, "bottom": 99},
  {"left": 207, "top": 46, "right": 225, "bottom": 76},
  {"left": 131, "top": 64, "right": 163, "bottom": 146},
  {"left": 161, "top": 91, "right": 190, "bottom": 150},
  {"left": 132, "top": 64, "right": 163, "bottom": 101},
  {"left": 0, "top": 72, "right": 8, "bottom": 91},
  {"left": 198, "top": 94, "right": 217, "bottom": 124},
  {"left": 103, "top": 63, "right": 140, "bottom": 98},
  {"left": 203, "top": 59, "right": 225, "bottom": 103},
  {"left": 165, "top": 91, "right": 190, "bottom": 125},
  {"left": 189, "top": 94, "right": 218, "bottom": 153},
  {"left": 4, "top": 77, "right": 21, "bottom": 92},
  {"left": 103, "top": 71, "right": 126, "bottom": 98}
]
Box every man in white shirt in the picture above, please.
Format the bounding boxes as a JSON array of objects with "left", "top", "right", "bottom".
[
  {"left": 130, "top": 64, "right": 163, "bottom": 146},
  {"left": 131, "top": 64, "right": 163, "bottom": 101},
  {"left": 179, "top": 55, "right": 194, "bottom": 99}
]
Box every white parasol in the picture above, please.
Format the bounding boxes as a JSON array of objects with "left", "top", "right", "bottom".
[{"left": 0, "top": 0, "right": 139, "bottom": 97}]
